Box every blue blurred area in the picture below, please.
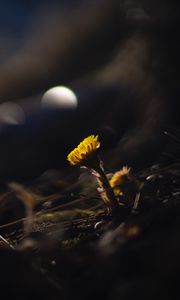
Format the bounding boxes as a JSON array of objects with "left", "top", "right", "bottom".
[
  {"left": 0, "top": 0, "right": 109, "bottom": 55},
  {"left": 0, "top": 0, "right": 88, "bottom": 57},
  {"left": 0, "top": 0, "right": 39, "bottom": 35},
  {"left": 0, "top": 0, "right": 86, "bottom": 34}
]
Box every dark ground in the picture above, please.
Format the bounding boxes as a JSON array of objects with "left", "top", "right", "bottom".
[{"left": 0, "top": 129, "right": 180, "bottom": 300}]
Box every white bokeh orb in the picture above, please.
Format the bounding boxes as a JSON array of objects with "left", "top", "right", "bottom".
[
  {"left": 0, "top": 102, "right": 26, "bottom": 125},
  {"left": 41, "top": 86, "right": 78, "bottom": 109}
]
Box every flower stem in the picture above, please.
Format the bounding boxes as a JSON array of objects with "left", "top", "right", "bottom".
[{"left": 92, "top": 164, "right": 120, "bottom": 217}]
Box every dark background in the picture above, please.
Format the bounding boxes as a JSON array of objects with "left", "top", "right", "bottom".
[{"left": 0, "top": 0, "right": 179, "bottom": 185}]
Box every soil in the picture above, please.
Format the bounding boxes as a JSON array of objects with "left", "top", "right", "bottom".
[{"left": 1, "top": 129, "right": 180, "bottom": 300}]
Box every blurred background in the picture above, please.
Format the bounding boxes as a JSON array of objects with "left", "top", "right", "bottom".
[{"left": 0, "top": 0, "right": 179, "bottom": 185}]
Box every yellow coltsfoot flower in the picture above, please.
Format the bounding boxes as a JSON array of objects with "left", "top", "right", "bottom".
[
  {"left": 67, "top": 134, "right": 120, "bottom": 217},
  {"left": 109, "top": 166, "right": 131, "bottom": 196},
  {"left": 109, "top": 166, "right": 131, "bottom": 187},
  {"left": 67, "top": 135, "right": 100, "bottom": 166}
]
